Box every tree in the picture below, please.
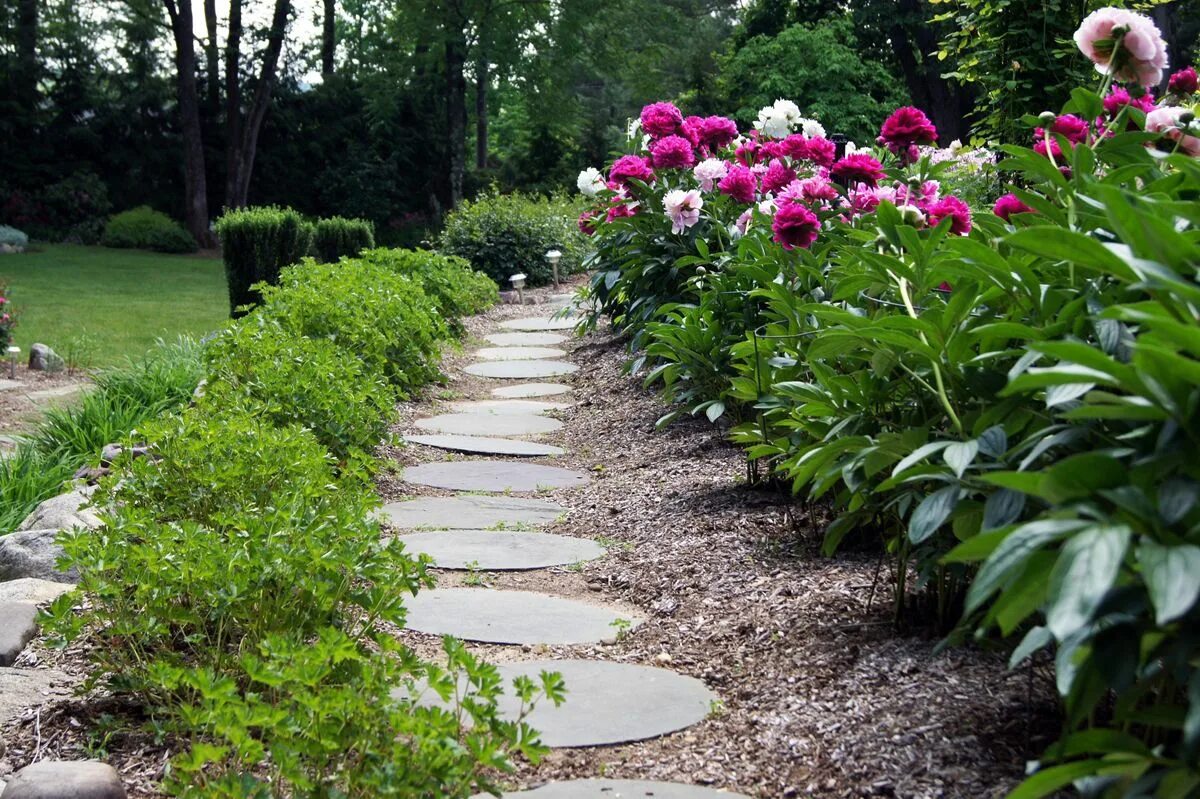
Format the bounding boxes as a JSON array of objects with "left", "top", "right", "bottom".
[{"left": 162, "top": 0, "right": 213, "bottom": 245}]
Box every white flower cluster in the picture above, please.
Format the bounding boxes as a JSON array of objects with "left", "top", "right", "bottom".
[
  {"left": 576, "top": 167, "right": 606, "bottom": 197},
  {"left": 754, "top": 99, "right": 825, "bottom": 140}
]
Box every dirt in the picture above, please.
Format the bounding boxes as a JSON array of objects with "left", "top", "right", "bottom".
[{"left": 0, "top": 366, "right": 91, "bottom": 448}]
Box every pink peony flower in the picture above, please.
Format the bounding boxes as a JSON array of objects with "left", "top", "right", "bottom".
[
  {"left": 761, "top": 159, "right": 798, "bottom": 196},
  {"left": 734, "top": 208, "right": 753, "bottom": 236},
  {"left": 1040, "top": 114, "right": 1090, "bottom": 144},
  {"left": 735, "top": 137, "right": 764, "bottom": 167},
  {"left": 718, "top": 165, "right": 758, "bottom": 203},
  {"left": 1074, "top": 8, "right": 1169, "bottom": 87},
  {"left": 577, "top": 210, "right": 598, "bottom": 236},
  {"left": 1033, "top": 136, "right": 1065, "bottom": 160},
  {"left": 771, "top": 201, "right": 820, "bottom": 250},
  {"left": 831, "top": 153, "right": 886, "bottom": 187},
  {"left": 1103, "top": 87, "right": 1156, "bottom": 118},
  {"left": 795, "top": 175, "right": 839, "bottom": 204},
  {"left": 1169, "top": 66, "right": 1198, "bottom": 95},
  {"left": 663, "top": 189, "right": 704, "bottom": 234},
  {"left": 605, "top": 201, "right": 638, "bottom": 223},
  {"left": 680, "top": 116, "right": 705, "bottom": 147},
  {"left": 641, "top": 102, "right": 684, "bottom": 139},
  {"left": 878, "top": 107, "right": 938, "bottom": 161},
  {"left": 609, "top": 155, "right": 655, "bottom": 188},
  {"left": 650, "top": 135, "right": 696, "bottom": 169},
  {"left": 927, "top": 195, "right": 972, "bottom": 235},
  {"left": 700, "top": 116, "right": 739, "bottom": 150},
  {"left": 1145, "top": 106, "right": 1200, "bottom": 156},
  {"left": 993, "top": 194, "right": 1034, "bottom": 221},
  {"left": 693, "top": 158, "right": 729, "bottom": 191}
]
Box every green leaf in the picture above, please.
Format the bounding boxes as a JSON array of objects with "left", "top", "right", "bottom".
[
  {"left": 1006, "top": 228, "right": 1138, "bottom": 282},
  {"left": 1009, "top": 625, "right": 1053, "bottom": 668},
  {"left": 892, "top": 440, "right": 951, "bottom": 477},
  {"left": 944, "top": 440, "right": 978, "bottom": 479},
  {"left": 909, "top": 486, "right": 959, "bottom": 544},
  {"left": 1045, "top": 525, "right": 1131, "bottom": 641},
  {"left": 977, "top": 425, "right": 1008, "bottom": 458},
  {"left": 983, "top": 489, "right": 1025, "bottom": 531},
  {"left": 1004, "top": 760, "right": 1109, "bottom": 799},
  {"left": 965, "top": 519, "right": 1087, "bottom": 614},
  {"left": 1137, "top": 542, "right": 1200, "bottom": 625},
  {"left": 1158, "top": 478, "right": 1198, "bottom": 525}
]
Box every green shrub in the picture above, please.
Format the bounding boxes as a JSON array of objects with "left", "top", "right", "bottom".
[
  {"left": 313, "top": 216, "right": 375, "bottom": 263},
  {"left": 438, "top": 190, "right": 588, "bottom": 287},
  {"left": 214, "top": 206, "right": 315, "bottom": 317},
  {"left": 0, "top": 225, "right": 28, "bottom": 248},
  {"left": 357, "top": 247, "right": 497, "bottom": 331},
  {"left": 256, "top": 258, "right": 446, "bottom": 395},
  {"left": 101, "top": 206, "right": 197, "bottom": 253},
  {"left": 201, "top": 318, "right": 395, "bottom": 463}
]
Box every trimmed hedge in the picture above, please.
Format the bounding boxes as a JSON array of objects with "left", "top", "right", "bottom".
[
  {"left": 101, "top": 207, "right": 197, "bottom": 253},
  {"left": 214, "top": 206, "right": 314, "bottom": 316},
  {"left": 313, "top": 216, "right": 375, "bottom": 263}
]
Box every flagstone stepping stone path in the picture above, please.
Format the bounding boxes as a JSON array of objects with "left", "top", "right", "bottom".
[
  {"left": 390, "top": 312, "right": 735, "bottom": 795},
  {"left": 465, "top": 360, "right": 578, "bottom": 379},
  {"left": 492, "top": 382, "right": 572, "bottom": 398},
  {"left": 405, "top": 434, "right": 566, "bottom": 457},
  {"left": 485, "top": 332, "right": 568, "bottom": 347},
  {"left": 396, "top": 530, "right": 604, "bottom": 570},
  {"left": 499, "top": 317, "right": 578, "bottom": 332},
  {"left": 475, "top": 346, "right": 567, "bottom": 361},
  {"left": 403, "top": 460, "right": 589, "bottom": 492},
  {"left": 414, "top": 412, "right": 563, "bottom": 437},
  {"left": 404, "top": 589, "right": 638, "bottom": 645},
  {"left": 473, "top": 780, "right": 753, "bottom": 798}
]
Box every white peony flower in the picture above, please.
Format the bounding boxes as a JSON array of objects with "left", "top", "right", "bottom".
[
  {"left": 755, "top": 105, "right": 793, "bottom": 139},
  {"left": 576, "top": 167, "right": 605, "bottom": 197},
  {"left": 627, "top": 117, "right": 642, "bottom": 139},
  {"left": 663, "top": 189, "right": 703, "bottom": 234},
  {"left": 693, "top": 158, "right": 728, "bottom": 191},
  {"left": 799, "top": 118, "right": 826, "bottom": 138},
  {"left": 772, "top": 99, "right": 802, "bottom": 124}
]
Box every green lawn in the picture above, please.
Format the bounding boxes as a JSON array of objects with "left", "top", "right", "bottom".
[{"left": 0, "top": 244, "right": 229, "bottom": 366}]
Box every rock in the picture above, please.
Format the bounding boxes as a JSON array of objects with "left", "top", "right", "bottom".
[
  {"left": 98, "top": 444, "right": 149, "bottom": 467},
  {"left": 27, "top": 344, "right": 64, "bottom": 373},
  {"left": 0, "top": 761, "right": 126, "bottom": 799},
  {"left": 17, "top": 489, "right": 101, "bottom": 532},
  {"left": 0, "top": 602, "right": 39, "bottom": 666},
  {"left": 0, "top": 530, "right": 77, "bottom": 583},
  {"left": 0, "top": 578, "right": 75, "bottom": 605},
  {"left": 0, "top": 668, "right": 75, "bottom": 726}
]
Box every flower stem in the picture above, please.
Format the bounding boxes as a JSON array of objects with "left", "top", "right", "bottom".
[{"left": 891, "top": 270, "right": 964, "bottom": 438}]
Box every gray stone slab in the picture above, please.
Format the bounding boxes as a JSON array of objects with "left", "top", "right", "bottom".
[
  {"left": 475, "top": 346, "right": 567, "bottom": 361},
  {"left": 473, "top": 780, "right": 752, "bottom": 798},
  {"left": 414, "top": 413, "right": 562, "bottom": 437},
  {"left": 405, "top": 434, "right": 565, "bottom": 457},
  {"left": 0, "top": 601, "right": 39, "bottom": 666},
  {"left": 499, "top": 317, "right": 577, "bottom": 332},
  {"left": 0, "top": 379, "right": 21, "bottom": 392},
  {"left": 485, "top": 332, "right": 568, "bottom": 347},
  {"left": 403, "top": 589, "right": 638, "bottom": 645},
  {"left": 379, "top": 495, "right": 567, "bottom": 530},
  {"left": 464, "top": 360, "right": 578, "bottom": 380},
  {"left": 0, "top": 578, "right": 75, "bottom": 605},
  {"left": 1, "top": 760, "right": 126, "bottom": 799},
  {"left": 398, "top": 530, "right": 604, "bottom": 570},
  {"left": 492, "top": 383, "right": 573, "bottom": 399},
  {"left": 0, "top": 668, "right": 74, "bottom": 726},
  {"left": 412, "top": 660, "right": 717, "bottom": 748},
  {"left": 403, "top": 461, "right": 589, "bottom": 492},
  {"left": 447, "top": 399, "right": 571, "bottom": 415}
]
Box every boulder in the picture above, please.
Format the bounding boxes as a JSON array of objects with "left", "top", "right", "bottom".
[
  {"left": 0, "top": 578, "right": 75, "bottom": 605},
  {"left": 27, "top": 344, "right": 63, "bottom": 373},
  {"left": 0, "top": 602, "right": 39, "bottom": 666},
  {"left": 17, "top": 489, "right": 101, "bottom": 532},
  {"left": 0, "top": 668, "right": 75, "bottom": 727},
  {"left": 0, "top": 530, "right": 77, "bottom": 583},
  {"left": 0, "top": 761, "right": 126, "bottom": 799}
]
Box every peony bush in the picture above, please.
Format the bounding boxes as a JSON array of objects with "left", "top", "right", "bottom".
[{"left": 578, "top": 8, "right": 1200, "bottom": 796}]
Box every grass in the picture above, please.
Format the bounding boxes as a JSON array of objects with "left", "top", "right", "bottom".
[{"left": 0, "top": 244, "right": 228, "bottom": 366}]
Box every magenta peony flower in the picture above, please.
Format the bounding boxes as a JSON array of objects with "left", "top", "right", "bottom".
[
  {"left": 1037, "top": 114, "right": 1090, "bottom": 144},
  {"left": 605, "top": 201, "right": 638, "bottom": 223},
  {"left": 831, "top": 153, "right": 886, "bottom": 187},
  {"left": 878, "top": 107, "right": 938, "bottom": 159},
  {"left": 1033, "top": 136, "right": 1065, "bottom": 160},
  {"left": 1169, "top": 66, "right": 1198, "bottom": 95},
  {"left": 651, "top": 135, "right": 696, "bottom": 169},
  {"left": 609, "top": 155, "right": 655, "bottom": 188},
  {"left": 993, "top": 194, "right": 1033, "bottom": 221},
  {"left": 699, "top": 116, "right": 739, "bottom": 150},
  {"left": 641, "top": 102, "right": 684, "bottom": 139},
  {"left": 735, "top": 137, "right": 764, "bottom": 167},
  {"left": 795, "top": 175, "right": 839, "bottom": 204},
  {"left": 927, "top": 195, "right": 972, "bottom": 235},
  {"left": 1103, "top": 87, "right": 1156, "bottom": 117},
  {"left": 718, "top": 165, "right": 758, "bottom": 203},
  {"left": 1074, "top": 8, "right": 1169, "bottom": 87},
  {"left": 1145, "top": 106, "right": 1200, "bottom": 156},
  {"left": 680, "top": 115, "right": 705, "bottom": 147},
  {"left": 771, "top": 201, "right": 820, "bottom": 250},
  {"left": 761, "top": 159, "right": 798, "bottom": 196}
]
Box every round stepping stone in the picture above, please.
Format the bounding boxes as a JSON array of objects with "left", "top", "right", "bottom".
[
  {"left": 474, "top": 780, "right": 752, "bottom": 798},
  {"left": 492, "top": 383, "right": 572, "bottom": 399},
  {"left": 475, "top": 346, "right": 567, "bottom": 361},
  {"left": 448, "top": 399, "right": 570, "bottom": 415},
  {"left": 403, "top": 461, "right": 589, "bottom": 492},
  {"left": 397, "top": 530, "right": 605, "bottom": 570},
  {"left": 405, "top": 434, "right": 565, "bottom": 457},
  {"left": 500, "top": 317, "right": 577, "bottom": 331},
  {"left": 416, "top": 660, "right": 717, "bottom": 748},
  {"left": 464, "top": 360, "right": 578, "bottom": 379},
  {"left": 486, "top": 332, "right": 567, "bottom": 347},
  {"left": 414, "top": 413, "right": 562, "bottom": 437},
  {"left": 403, "top": 589, "right": 638, "bottom": 645},
  {"left": 379, "top": 495, "right": 566, "bottom": 529}
]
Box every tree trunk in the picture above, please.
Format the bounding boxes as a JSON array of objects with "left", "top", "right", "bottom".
[
  {"left": 446, "top": 29, "right": 467, "bottom": 207},
  {"left": 475, "top": 48, "right": 488, "bottom": 169},
  {"left": 322, "top": 0, "right": 336, "bottom": 77},
  {"left": 203, "top": 0, "right": 220, "bottom": 114},
  {"left": 226, "top": 0, "right": 292, "bottom": 208},
  {"left": 888, "top": 0, "right": 972, "bottom": 143},
  {"left": 164, "top": 0, "right": 215, "bottom": 247},
  {"left": 224, "top": 0, "right": 243, "bottom": 208},
  {"left": 14, "top": 0, "right": 38, "bottom": 107}
]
